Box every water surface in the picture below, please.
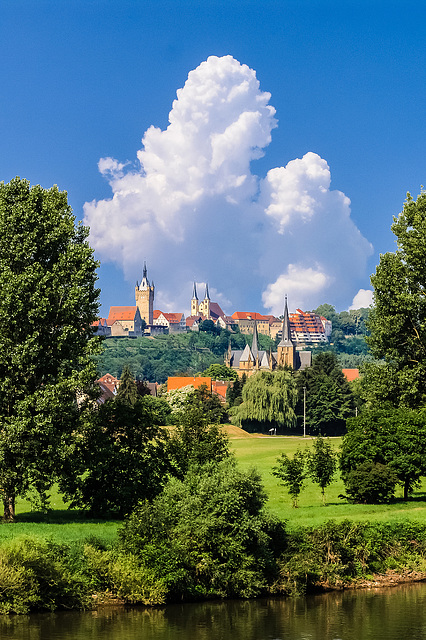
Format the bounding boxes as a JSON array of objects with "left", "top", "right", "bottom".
[{"left": 1, "top": 582, "right": 425, "bottom": 640}]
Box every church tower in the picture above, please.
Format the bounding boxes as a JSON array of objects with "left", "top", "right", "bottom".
[
  {"left": 135, "top": 262, "right": 154, "bottom": 325},
  {"left": 277, "top": 296, "right": 295, "bottom": 368},
  {"left": 191, "top": 282, "right": 199, "bottom": 316},
  {"left": 199, "top": 283, "right": 211, "bottom": 319}
]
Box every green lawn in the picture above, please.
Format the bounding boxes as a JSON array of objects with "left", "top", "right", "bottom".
[
  {"left": 1, "top": 434, "right": 425, "bottom": 543},
  {"left": 231, "top": 435, "right": 426, "bottom": 529}
]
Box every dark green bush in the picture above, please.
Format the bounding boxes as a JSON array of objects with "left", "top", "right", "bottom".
[
  {"left": 120, "top": 459, "right": 286, "bottom": 601},
  {"left": 345, "top": 461, "right": 397, "bottom": 503}
]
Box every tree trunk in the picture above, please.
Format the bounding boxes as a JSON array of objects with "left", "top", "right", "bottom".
[
  {"left": 403, "top": 479, "right": 410, "bottom": 501},
  {"left": 3, "top": 495, "right": 15, "bottom": 521}
]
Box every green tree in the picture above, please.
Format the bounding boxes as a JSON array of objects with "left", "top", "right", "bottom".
[
  {"left": 62, "top": 394, "right": 169, "bottom": 517},
  {"left": 366, "top": 190, "right": 426, "bottom": 407},
  {"left": 344, "top": 462, "right": 397, "bottom": 504},
  {"left": 340, "top": 407, "right": 426, "bottom": 500},
  {"left": 0, "top": 178, "right": 100, "bottom": 519},
  {"left": 296, "top": 352, "right": 355, "bottom": 435},
  {"left": 306, "top": 437, "right": 337, "bottom": 504},
  {"left": 116, "top": 365, "right": 138, "bottom": 405},
  {"left": 201, "top": 363, "right": 238, "bottom": 381},
  {"left": 166, "top": 402, "right": 230, "bottom": 479},
  {"left": 226, "top": 373, "right": 247, "bottom": 407},
  {"left": 230, "top": 369, "right": 298, "bottom": 432},
  {"left": 120, "top": 459, "right": 285, "bottom": 600},
  {"left": 272, "top": 448, "right": 306, "bottom": 508}
]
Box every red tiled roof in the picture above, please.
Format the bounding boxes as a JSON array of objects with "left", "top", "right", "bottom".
[
  {"left": 167, "top": 377, "right": 212, "bottom": 392},
  {"left": 162, "top": 312, "right": 184, "bottom": 324},
  {"left": 342, "top": 369, "right": 360, "bottom": 381},
  {"left": 107, "top": 306, "right": 138, "bottom": 325},
  {"left": 91, "top": 318, "right": 108, "bottom": 327},
  {"left": 231, "top": 311, "right": 276, "bottom": 322},
  {"left": 209, "top": 302, "right": 225, "bottom": 319},
  {"left": 186, "top": 315, "right": 206, "bottom": 327},
  {"left": 153, "top": 309, "right": 162, "bottom": 319}
]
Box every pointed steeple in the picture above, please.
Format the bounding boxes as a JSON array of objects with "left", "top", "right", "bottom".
[
  {"left": 278, "top": 295, "right": 293, "bottom": 347},
  {"left": 251, "top": 320, "right": 259, "bottom": 360},
  {"left": 140, "top": 261, "right": 150, "bottom": 288},
  {"left": 192, "top": 282, "right": 198, "bottom": 300},
  {"left": 204, "top": 283, "right": 210, "bottom": 300}
]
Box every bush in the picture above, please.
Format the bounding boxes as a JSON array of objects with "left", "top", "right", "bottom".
[
  {"left": 120, "top": 459, "right": 286, "bottom": 601},
  {"left": 0, "top": 536, "right": 90, "bottom": 614},
  {"left": 345, "top": 462, "right": 397, "bottom": 503}
]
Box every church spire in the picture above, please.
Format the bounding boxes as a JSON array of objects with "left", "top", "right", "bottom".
[
  {"left": 204, "top": 283, "right": 210, "bottom": 300},
  {"left": 278, "top": 295, "right": 293, "bottom": 347},
  {"left": 192, "top": 281, "right": 198, "bottom": 300},
  {"left": 251, "top": 320, "right": 259, "bottom": 360}
]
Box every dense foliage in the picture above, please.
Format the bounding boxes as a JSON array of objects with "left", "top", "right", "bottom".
[
  {"left": 344, "top": 462, "right": 397, "bottom": 504},
  {"left": 97, "top": 332, "right": 247, "bottom": 383},
  {"left": 230, "top": 369, "right": 298, "bottom": 432},
  {"left": 296, "top": 352, "right": 355, "bottom": 435},
  {"left": 0, "top": 178, "right": 100, "bottom": 519},
  {"left": 365, "top": 190, "right": 426, "bottom": 407},
  {"left": 119, "top": 459, "right": 286, "bottom": 601},
  {"left": 341, "top": 407, "right": 426, "bottom": 500}
]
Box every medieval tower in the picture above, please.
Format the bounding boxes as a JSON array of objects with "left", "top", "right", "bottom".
[
  {"left": 135, "top": 263, "right": 154, "bottom": 325},
  {"left": 198, "top": 283, "right": 211, "bottom": 319},
  {"left": 190, "top": 282, "right": 199, "bottom": 316},
  {"left": 276, "top": 296, "right": 295, "bottom": 368}
]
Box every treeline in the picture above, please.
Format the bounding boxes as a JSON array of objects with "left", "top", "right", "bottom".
[
  {"left": 97, "top": 318, "right": 371, "bottom": 384},
  {"left": 97, "top": 331, "right": 276, "bottom": 383}
]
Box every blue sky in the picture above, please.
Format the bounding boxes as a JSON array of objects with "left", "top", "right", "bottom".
[{"left": 2, "top": 1, "right": 426, "bottom": 317}]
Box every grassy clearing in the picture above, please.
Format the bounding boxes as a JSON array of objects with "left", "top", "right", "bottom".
[
  {"left": 1, "top": 425, "right": 424, "bottom": 542},
  {"left": 229, "top": 430, "right": 426, "bottom": 529}
]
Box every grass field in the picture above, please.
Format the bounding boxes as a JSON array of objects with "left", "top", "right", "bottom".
[
  {"left": 228, "top": 427, "right": 426, "bottom": 529},
  {"left": 1, "top": 426, "right": 425, "bottom": 543}
]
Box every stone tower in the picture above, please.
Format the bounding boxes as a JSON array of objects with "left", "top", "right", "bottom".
[
  {"left": 277, "top": 296, "right": 295, "bottom": 368},
  {"left": 198, "top": 283, "right": 211, "bottom": 319},
  {"left": 135, "top": 262, "right": 154, "bottom": 325},
  {"left": 191, "top": 282, "right": 199, "bottom": 316}
]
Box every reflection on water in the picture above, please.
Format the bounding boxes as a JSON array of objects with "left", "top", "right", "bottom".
[{"left": 1, "top": 582, "right": 426, "bottom": 640}]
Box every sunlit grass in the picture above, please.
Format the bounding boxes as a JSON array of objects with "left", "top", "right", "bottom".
[
  {"left": 231, "top": 434, "right": 426, "bottom": 529},
  {"left": 1, "top": 429, "right": 425, "bottom": 543}
]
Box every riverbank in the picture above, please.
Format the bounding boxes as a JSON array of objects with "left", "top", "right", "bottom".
[{"left": 1, "top": 518, "right": 426, "bottom": 613}]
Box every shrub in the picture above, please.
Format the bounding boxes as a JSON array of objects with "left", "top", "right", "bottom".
[
  {"left": 120, "top": 459, "right": 286, "bottom": 601},
  {"left": 345, "top": 462, "right": 397, "bottom": 503},
  {"left": 0, "top": 536, "right": 90, "bottom": 614}
]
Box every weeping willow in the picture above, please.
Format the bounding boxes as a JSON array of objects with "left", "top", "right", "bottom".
[{"left": 231, "top": 369, "right": 298, "bottom": 428}]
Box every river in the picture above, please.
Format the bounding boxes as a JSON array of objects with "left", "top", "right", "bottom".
[{"left": 1, "top": 582, "right": 425, "bottom": 639}]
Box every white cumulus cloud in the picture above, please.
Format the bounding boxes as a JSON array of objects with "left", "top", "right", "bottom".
[
  {"left": 349, "top": 289, "right": 374, "bottom": 309},
  {"left": 84, "top": 55, "right": 373, "bottom": 315}
]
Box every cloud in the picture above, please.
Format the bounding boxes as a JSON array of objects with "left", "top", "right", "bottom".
[
  {"left": 262, "top": 264, "right": 333, "bottom": 314},
  {"left": 84, "top": 55, "right": 373, "bottom": 315},
  {"left": 349, "top": 289, "right": 374, "bottom": 309}
]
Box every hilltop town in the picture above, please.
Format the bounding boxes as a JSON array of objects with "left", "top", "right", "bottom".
[{"left": 93, "top": 263, "right": 332, "bottom": 346}]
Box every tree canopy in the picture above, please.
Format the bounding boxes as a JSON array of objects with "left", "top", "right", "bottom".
[
  {"left": 296, "top": 352, "right": 355, "bottom": 435},
  {"left": 340, "top": 407, "right": 426, "bottom": 500},
  {"left": 365, "top": 190, "right": 426, "bottom": 407},
  {"left": 0, "top": 178, "right": 100, "bottom": 519},
  {"left": 230, "top": 369, "right": 298, "bottom": 431}
]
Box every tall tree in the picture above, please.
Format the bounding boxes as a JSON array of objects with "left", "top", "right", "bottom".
[
  {"left": 116, "top": 365, "right": 138, "bottom": 405},
  {"left": 366, "top": 190, "right": 426, "bottom": 407},
  {"left": 340, "top": 407, "right": 426, "bottom": 500},
  {"left": 296, "top": 352, "right": 355, "bottom": 435},
  {"left": 0, "top": 178, "right": 100, "bottom": 519},
  {"left": 230, "top": 369, "right": 298, "bottom": 431},
  {"left": 306, "top": 437, "right": 337, "bottom": 504}
]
